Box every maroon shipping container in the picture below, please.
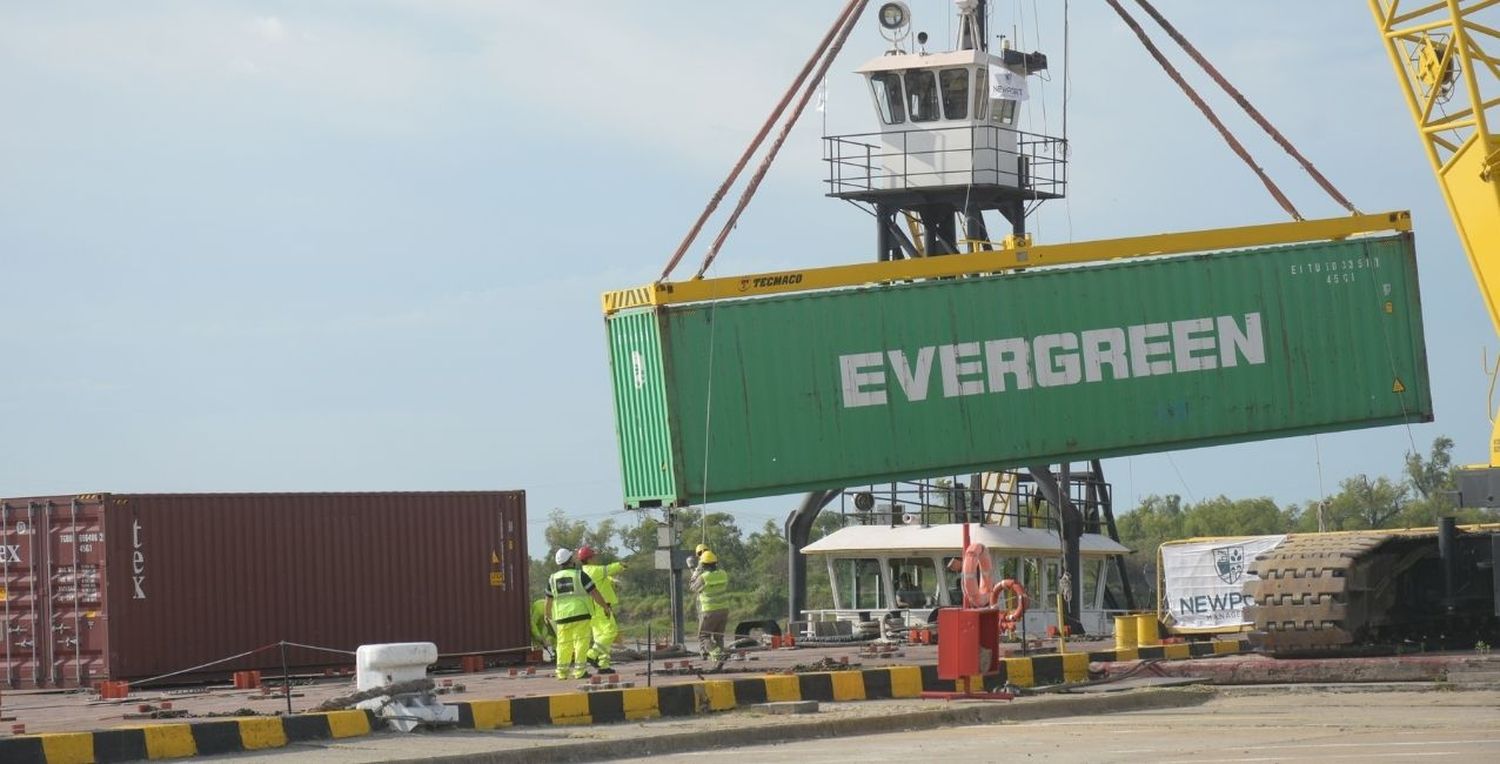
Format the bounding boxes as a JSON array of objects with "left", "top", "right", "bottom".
[{"left": 0, "top": 491, "right": 528, "bottom": 688}]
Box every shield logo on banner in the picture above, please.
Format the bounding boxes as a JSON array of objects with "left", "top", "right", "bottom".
[{"left": 1212, "top": 546, "right": 1245, "bottom": 585}]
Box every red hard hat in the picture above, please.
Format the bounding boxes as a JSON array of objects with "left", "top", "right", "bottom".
[{"left": 576, "top": 545, "right": 595, "bottom": 563}]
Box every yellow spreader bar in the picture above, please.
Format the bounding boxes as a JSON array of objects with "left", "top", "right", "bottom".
[{"left": 603, "top": 211, "right": 1412, "bottom": 314}]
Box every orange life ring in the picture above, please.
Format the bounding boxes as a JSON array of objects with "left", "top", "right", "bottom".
[
  {"left": 989, "top": 578, "right": 1028, "bottom": 624},
  {"left": 959, "top": 543, "right": 993, "bottom": 608}
]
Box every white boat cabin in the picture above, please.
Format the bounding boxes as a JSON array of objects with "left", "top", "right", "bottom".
[{"left": 800, "top": 522, "right": 1128, "bottom": 639}]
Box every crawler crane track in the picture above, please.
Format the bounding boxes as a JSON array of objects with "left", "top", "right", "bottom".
[{"left": 1244, "top": 533, "right": 1395, "bottom": 656}]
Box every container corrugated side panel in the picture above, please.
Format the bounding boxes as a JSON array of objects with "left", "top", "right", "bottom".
[
  {"left": 85, "top": 491, "right": 528, "bottom": 684},
  {"left": 607, "top": 308, "right": 681, "bottom": 506},
  {"left": 645, "top": 234, "right": 1430, "bottom": 504}
]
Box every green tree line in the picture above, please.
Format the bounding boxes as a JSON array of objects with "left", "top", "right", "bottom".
[
  {"left": 1117, "top": 437, "right": 1496, "bottom": 605},
  {"left": 529, "top": 436, "right": 1495, "bottom": 638}
]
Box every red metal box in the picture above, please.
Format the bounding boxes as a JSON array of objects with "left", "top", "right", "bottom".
[{"left": 936, "top": 608, "right": 1001, "bottom": 680}]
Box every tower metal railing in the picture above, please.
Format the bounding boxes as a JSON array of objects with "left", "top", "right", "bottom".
[{"left": 823, "top": 124, "right": 1068, "bottom": 198}]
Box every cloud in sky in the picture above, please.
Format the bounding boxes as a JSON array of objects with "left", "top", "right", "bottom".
[{"left": 252, "top": 15, "right": 289, "bottom": 44}]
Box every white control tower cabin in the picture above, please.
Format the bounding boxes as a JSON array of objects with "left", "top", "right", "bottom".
[{"left": 825, "top": 1, "right": 1064, "bottom": 259}]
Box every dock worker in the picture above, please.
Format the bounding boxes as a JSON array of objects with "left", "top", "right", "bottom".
[
  {"left": 685, "top": 543, "right": 709, "bottom": 590},
  {"left": 529, "top": 597, "right": 555, "bottom": 660},
  {"left": 546, "top": 547, "right": 610, "bottom": 680},
  {"left": 577, "top": 545, "right": 626, "bottom": 673},
  {"left": 686, "top": 543, "right": 710, "bottom": 573},
  {"left": 686, "top": 542, "right": 710, "bottom": 594},
  {"left": 688, "top": 549, "right": 730, "bottom": 662}
]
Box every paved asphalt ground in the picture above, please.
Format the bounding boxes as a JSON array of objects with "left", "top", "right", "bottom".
[
  {"left": 619, "top": 689, "right": 1500, "bottom": 764},
  {"left": 214, "top": 686, "right": 1499, "bottom": 763}
]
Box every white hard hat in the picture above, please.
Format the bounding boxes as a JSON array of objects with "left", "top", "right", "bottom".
[{"left": 554, "top": 548, "right": 574, "bottom": 566}]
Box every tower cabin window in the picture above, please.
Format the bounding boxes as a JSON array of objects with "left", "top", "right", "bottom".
[
  {"left": 993, "top": 97, "right": 1019, "bottom": 125},
  {"left": 939, "top": 68, "right": 969, "bottom": 120},
  {"left": 973, "top": 66, "right": 988, "bottom": 120},
  {"left": 869, "top": 72, "right": 906, "bottom": 125},
  {"left": 982, "top": 66, "right": 1021, "bottom": 125},
  {"left": 904, "top": 69, "right": 940, "bottom": 123}
]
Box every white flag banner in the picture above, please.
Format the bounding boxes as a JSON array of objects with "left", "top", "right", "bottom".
[
  {"left": 988, "top": 64, "right": 1028, "bottom": 102},
  {"left": 1161, "top": 535, "right": 1286, "bottom": 630},
  {"left": 815, "top": 78, "right": 827, "bottom": 113}
]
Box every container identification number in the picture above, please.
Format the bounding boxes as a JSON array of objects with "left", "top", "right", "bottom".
[{"left": 1288, "top": 255, "right": 1381, "bottom": 286}]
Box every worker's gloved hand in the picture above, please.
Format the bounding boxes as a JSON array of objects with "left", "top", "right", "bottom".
[{"left": 686, "top": 556, "right": 699, "bottom": 569}]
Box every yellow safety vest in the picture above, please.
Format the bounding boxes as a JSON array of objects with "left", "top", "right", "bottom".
[
  {"left": 548, "top": 569, "right": 592, "bottom": 623},
  {"left": 698, "top": 568, "right": 729, "bottom": 612},
  {"left": 582, "top": 562, "right": 624, "bottom": 607}
]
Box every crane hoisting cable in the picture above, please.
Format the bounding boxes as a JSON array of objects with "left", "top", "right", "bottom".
[
  {"left": 694, "top": 1, "right": 871, "bottom": 279},
  {"left": 1131, "top": 0, "right": 1360, "bottom": 215},
  {"left": 1105, "top": 0, "right": 1304, "bottom": 221},
  {"left": 658, "top": 0, "right": 867, "bottom": 283}
]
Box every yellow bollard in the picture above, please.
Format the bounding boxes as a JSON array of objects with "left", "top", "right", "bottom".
[
  {"left": 1114, "top": 615, "right": 1138, "bottom": 650},
  {"left": 1135, "top": 612, "right": 1161, "bottom": 647}
]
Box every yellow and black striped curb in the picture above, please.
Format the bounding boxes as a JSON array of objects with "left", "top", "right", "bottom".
[
  {"left": 1088, "top": 638, "right": 1248, "bottom": 664},
  {"left": 0, "top": 709, "right": 374, "bottom": 764},
  {"left": 0, "top": 641, "right": 1248, "bottom": 762}
]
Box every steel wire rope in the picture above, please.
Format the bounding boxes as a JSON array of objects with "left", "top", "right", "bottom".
[
  {"left": 1062, "top": 0, "right": 1074, "bottom": 242},
  {"left": 658, "top": 0, "right": 866, "bottom": 282},
  {"left": 1363, "top": 236, "right": 1424, "bottom": 461},
  {"left": 1130, "top": 0, "right": 1360, "bottom": 215},
  {"left": 1314, "top": 435, "right": 1329, "bottom": 532},
  {"left": 685, "top": 1, "right": 868, "bottom": 553},
  {"left": 960, "top": 0, "right": 984, "bottom": 253},
  {"left": 127, "top": 642, "right": 279, "bottom": 687},
  {"left": 280, "top": 641, "right": 357, "bottom": 656},
  {"left": 695, "top": 0, "right": 870, "bottom": 278},
  {"left": 1022, "top": 0, "right": 1056, "bottom": 237},
  {"left": 698, "top": 271, "right": 721, "bottom": 542},
  {"left": 1104, "top": 0, "right": 1303, "bottom": 221},
  {"left": 1164, "top": 453, "right": 1197, "bottom": 504},
  {"left": 126, "top": 640, "right": 537, "bottom": 690},
  {"left": 1029, "top": 0, "right": 1050, "bottom": 219}
]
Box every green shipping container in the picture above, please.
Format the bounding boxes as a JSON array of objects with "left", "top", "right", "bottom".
[{"left": 606, "top": 234, "right": 1431, "bottom": 508}]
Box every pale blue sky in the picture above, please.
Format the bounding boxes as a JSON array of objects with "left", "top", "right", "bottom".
[{"left": 2, "top": 2, "right": 1490, "bottom": 554}]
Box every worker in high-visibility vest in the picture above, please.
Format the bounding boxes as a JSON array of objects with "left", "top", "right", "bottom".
[
  {"left": 577, "top": 545, "right": 627, "bottom": 673},
  {"left": 687, "top": 549, "right": 730, "bottom": 662},
  {"left": 528, "top": 597, "right": 555, "bottom": 660},
  {"left": 545, "top": 547, "right": 610, "bottom": 680}
]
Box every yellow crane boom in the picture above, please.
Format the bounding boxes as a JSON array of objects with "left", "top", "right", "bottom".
[{"left": 1372, "top": 0, "right": 1500, "bottom": 478}]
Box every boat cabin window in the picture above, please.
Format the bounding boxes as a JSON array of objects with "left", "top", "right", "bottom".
[
  {"left": 941, "top": 555, "right": 962, "bottom": 605},
  {"left": 1083, "top": 559, "right": 1109, "bottom": 608},
  {"left": 939, "top": 68, "right": 969, "bottom": 120},
  {"left": 904, "top": 69, "right": 940, "bottom": 123},
  {"left": 1041, "top": 560, "right": 1059, "bottom": 604},
  {"left": 851, "top": 559, "right": 885, "bottom": 609},
  {"left": 890, "top": 557, "right": 934, "bottom": 608},
  {"left": 869, "top": 72, "right": 905, "bottom": 125}
]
